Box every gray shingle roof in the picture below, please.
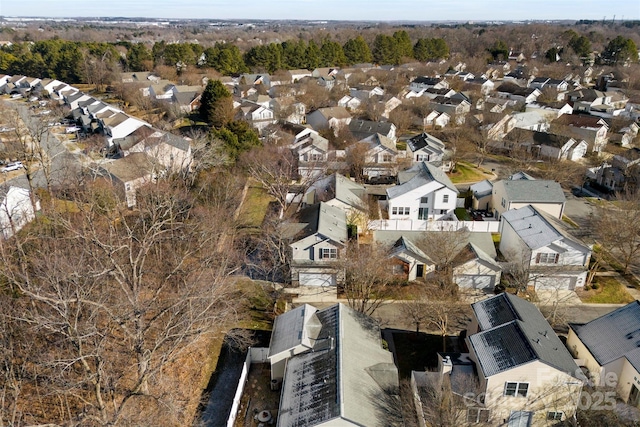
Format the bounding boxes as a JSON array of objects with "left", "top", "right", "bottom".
[
  {"left": 469, "top": 293, "right": 584, "bottom": 379},
  {"left": 571, "top": 301, "right": 640, "bottom": 371},
  {"left": 498, "top": 179, "right": 566, "bottom": 204},
  {"left": 387, "top": 162, "right": 457, "bottom": 199},
  {"left": 268, "top": 304, "right": 321, "bottom": 357},
  {"left": 406, "top": 132, "right": 445, "bottom": 153},
  {"left": 277, "top": 304, "right": 398, "bottom": 427},
  {"left": 470, "top": 179, "right": 493, "bottom": 198},
  {"left": 292, "top": 202, "right": 347, "bottom": 246},
  {"left": 500, "top": 205, "right": 564, "bottom": 250}
]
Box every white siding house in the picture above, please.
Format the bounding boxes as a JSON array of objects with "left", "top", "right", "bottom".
[
  {"left": 386, "top": 162, "right": 458, "bottom": 223},
  {"left": 499, "top": 205, "right": 592, "bottom": 291}
]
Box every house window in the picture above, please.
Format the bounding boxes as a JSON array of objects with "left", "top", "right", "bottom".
[
  {"left": 442, "top": 194, "right": 449, "bottom": 203},
  {"left": 319, "top": 248, "right": 337, "bottom": 259},
  {"left": 308, "top": 153, "right": 323, "bottom": 162},
  {"left": 501, "top": 197, "right": 506, "bottom": 208},
  {"left": 418, "top": 208, "right": 429, "bottom": 220},
  {"left": 536, "top": 253, "right": 559, "bottom": 264},
  {"left": 547, "top": 411, "right": 564, "bottom": 421},
  {"left": 467, "top": 408, "right": 490, "bottom": 423},
  {"left": 416, "top": 154, "right": 429, "bottom": 162},
  {"left": 382, "top": 154, "right": 393, "bottom": 162},
  {"left": 504, "top": 382, "right": 529, "bottom": 397},
  {"left": 420, "top": 197, "right": 429, "bottom": 204},
  {"left": 392, "top": 207, "right": 410, "bottom": 216}
]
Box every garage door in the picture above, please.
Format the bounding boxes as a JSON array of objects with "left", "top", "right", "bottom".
[
  {"left": 299, "top": 273, "right": 336, "bottom": 287},
  {"left": 456, "top": 275, "right": 495, "bottom": 290},
  {"left": 533, "top": 276, "right": 575, "bottom": 291}
]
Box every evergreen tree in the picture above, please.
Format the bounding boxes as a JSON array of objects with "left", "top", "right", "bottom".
[
  {"left": 199, "top": 80, "right": 234, "bottom": 128},
  {"left": 127, "top": 43, "right": 152, "bottom": 71},
  {"left": 569, "top": 35, "right": 591, "bottom": 58},
  {"left": 213, "top": 121, "right": 261, "bottom": 161},
  {"left": 320, "top": 40, "right": 347, "bottom": 67},
  {"left": 343, "top": 36, "right": 373, "bottom": 64},
  {"left": 372, "top": 34, "right": 398, "bottom": 65},
  {"left": 602, "top": 36, "right": 638, "bottom": 65},
  {"left": 488, "top": 40, "right": 509, "bottom": 61},
  {"left": 304, "top": 40, "right": 321, "bottom": 69},
  {"left": 392, "top": 30, "right": 413, "bottom": 61}
]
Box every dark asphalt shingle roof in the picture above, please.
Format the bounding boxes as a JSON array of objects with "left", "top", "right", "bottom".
[
  {"left": 571, "top": 301, "right": 640, "bottom": 371},
  {"left": 469, "top": 293, "right": 584, "bottom": 379}
]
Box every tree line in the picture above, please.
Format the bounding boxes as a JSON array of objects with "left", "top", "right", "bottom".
[{"left": 0, "top": 32, "right": 449, "bottom": 82}]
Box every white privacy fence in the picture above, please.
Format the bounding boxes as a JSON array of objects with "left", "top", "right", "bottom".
[
  {"left": 369, "top": 219, "right": 500, "bottom": 233},
  {"left": 226, "top": 347, "right": 269, "bottom": 427}
]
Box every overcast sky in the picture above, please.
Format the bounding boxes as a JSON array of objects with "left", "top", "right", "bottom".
[{"left": 2, "top": 0, "right": 639, "bottom": 21}]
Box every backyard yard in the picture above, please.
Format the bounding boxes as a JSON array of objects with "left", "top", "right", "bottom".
[{"left": 577, "top": 276, "right": 635, "bottom": 304}]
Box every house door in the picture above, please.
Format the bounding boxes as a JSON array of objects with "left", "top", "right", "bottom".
[
  {"left": 630, "top": 385, "right": 640, "bottom": 408},
  {"left": 416, "top": 264, "right": 424, "bottom": 278},
  {"left": 418, "top": 208, "right": 429, "bottom": 220}
]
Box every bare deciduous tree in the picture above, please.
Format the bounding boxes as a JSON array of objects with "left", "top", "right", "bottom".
[
  {"left": 339, "top": 242, "right": 397, "bottom": 316},
  {"left": 0, "top": 181, "right": 244, "bottom": 426},
  {"left": 595, "top": 189, "right": 640, "bottom": 274}
]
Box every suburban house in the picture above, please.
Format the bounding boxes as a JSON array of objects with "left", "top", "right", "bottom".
[
  {"left": 405, "top": 132, "right": 450, "bottom": 170},
  {"left": 491, "top": 177, "right": 566, "bottom": 220},
  {"left": 268, "top": 303, "right": 399, "bottom": 427},
  {"left": 349, "top": 119, "right": 397, "bottom": 142},
  {"left": 305, "top": 173, "right": 367, "bottom": 219},
  {"left": 415, "top": 110, "right": 451, "bottom": 130},
  {"left": 270, "top": 97, "right": 306, "bottom": 124},
  {"left": 0, "top": 185, "right": 39, "bottom": 240},
  {"left": 417, "top": 293, "right": 584, "bottom": 426},
  {"left": 288, "top": 202, "right": 347, "bottom": 287},
  {"left": 386, "top": 162, "right": 458, "bottom": 222},
  {"left": 430, "top": 96, "right": 471, "bottom": 121},
  {"left": 236, "top": 101, "right": 277, "bottom": 133},
  {"left": 463, "top": 77, "right": 495, "bottom": 95},
  {"left": 374, "top": 230, "right": 501, "bottom": 289},
  {"left": 470, "top": 179, "right": 493, "bottom": 211},
  {"left": 94, "top": 152, "right": 158, "bottom": 208},
  {"left": 566, "top": 88, "right": 628, "bottom": 117},
  {"left": 287, "top": 125, "right": 330, "bottom": 177},
  {"left": 528, "top": 77, "right": 569, "bottom": 94},
  {"left": 496, "top": 82, "right": 541, "bottom": 104},
  {"left": 595, "top": 147, "right": 640, "bottom": 192},
  {"left": 349, "top": 85, "right": 384, "bottom": 100},
  {"left": 550, "top": 114, "right": 609, "bottom": 153},
  {"left": 351, "top": 133, "right": 400, "bottom": 179},
  {"left": 409, "top": 76, "right": 449, "bottom": 92},
  {"left": 337, "top": 94, "right": 362, "bottom": 111},
  {"left": 499, "top": 205, "right": 592, "bottom": 291},
  {"left": 170, "top": 91, "right": 201, "bottom": 113},
  {"left": 504, "top": 129, "right": 588, "bottom": 161},
  {"left": 111, "top": 127, "right": 192, "bottom": 172},
  {"left": 100, "top": 112, "right": 149, "bottom": 145},
  {"left": 567, "top": 301, "right": 640, "bottom": 407},
  {"left": 383, "top": 233, "right": 436, "bottom": 281},
  {"left": 306, "top": 106, "right": 352, "bottom": 135}
]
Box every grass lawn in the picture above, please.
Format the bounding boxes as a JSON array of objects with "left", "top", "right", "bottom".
[
  {"left": 578, "top": 276, "right": 635, "bottom": 304},
  {"left": 392, "top": 331, "right": 458, "bottom": 379},
  {"left": 448, "top": 161, "right": 490, "bottom": 184},
  {"left": 235, "top": 184, "right": 274, "bottom": 229},
  {"left": 455, "top": 207, "right": 472, "bottom": 220}
]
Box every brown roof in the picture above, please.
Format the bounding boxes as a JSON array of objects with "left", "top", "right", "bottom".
[
  {"left": 99, "top": 153, "right": 155, "bottom": 183},
  {"left": 553, "top": 114, "right": 607, "bottom": 129}
]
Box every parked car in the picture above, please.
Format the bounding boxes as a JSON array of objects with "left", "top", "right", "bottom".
[{"left": 1, "top": 161, "right": 24, "bottom": 173}]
